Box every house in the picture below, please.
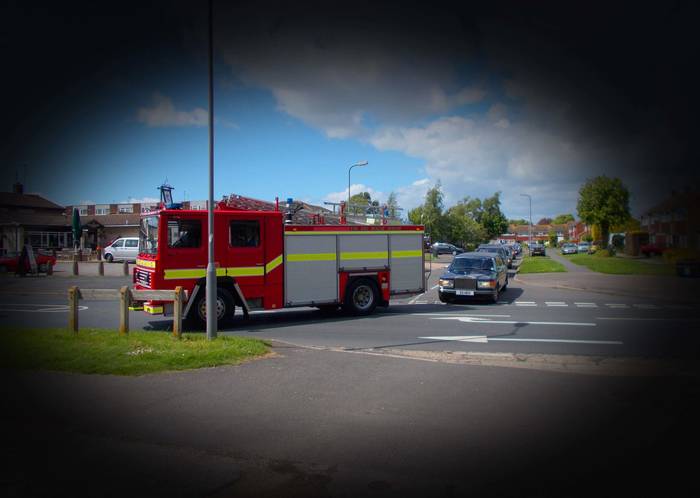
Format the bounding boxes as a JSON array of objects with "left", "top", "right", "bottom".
[
  {"left": 501, "top": 221, "right": 588, "bottom": 243},
  {"left": 0, "top": 183, "right": 71, "bottom": 254},
  {"left": 640, "top": 189, "right": 700, "bottom": 251}
]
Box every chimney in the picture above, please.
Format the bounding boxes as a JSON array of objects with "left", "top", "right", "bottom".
[{"left": 12, "top": 182, "right": 24, "bottom": 194}]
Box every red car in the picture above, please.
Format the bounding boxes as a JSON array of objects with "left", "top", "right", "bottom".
[
  {"left": 640, "top": 244, "right": 666, "bottom": 257},
  {"left": 0, "top": 249, "right": 57, "bottom": 273}
]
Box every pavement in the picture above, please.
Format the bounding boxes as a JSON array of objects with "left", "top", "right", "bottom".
[{"left": 3, "top": 342, "right": 699, "bottom": 498}]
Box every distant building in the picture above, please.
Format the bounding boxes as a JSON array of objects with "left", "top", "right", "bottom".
[
  {"left": 0, "top": 183, "right": 70, "bottom": 254},
  {"left": 640, "top": 190, "right": 700, "bottom": 250},
  {"left": 501, "top": 221, "right": 588, "bottom": 243}
]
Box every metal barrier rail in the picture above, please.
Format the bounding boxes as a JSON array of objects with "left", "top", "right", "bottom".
[{"left": 68, "top": 286, "right": 187, "bottom": 337}]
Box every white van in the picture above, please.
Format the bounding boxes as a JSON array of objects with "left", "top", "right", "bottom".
[{"left": 103, "top": 237, "right": 139, "bottom": 262}]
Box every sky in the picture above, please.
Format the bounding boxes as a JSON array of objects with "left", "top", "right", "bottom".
[{"left": 2, "top": 1, "right": 698, "bottom": 222}]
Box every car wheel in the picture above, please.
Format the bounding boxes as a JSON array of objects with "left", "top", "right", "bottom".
[
  {"left": 438, "top": 292, "right": 452, "bottom": 304},
  {"left": 490, "top": 288, "right": 499, "bottom": 304},
  {"left": 344, "top": 278, "right": 379, "bottom": 316},
  {"left": 193, "top": 287, "right": 235, "bottom": 328},
  {"left": 104, "top": 253, "right": 113, "bottom": 263}
]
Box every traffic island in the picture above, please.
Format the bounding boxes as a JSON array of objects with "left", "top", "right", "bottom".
[{"left": 0, "top": 328, "right": 271, "bottom": 375}]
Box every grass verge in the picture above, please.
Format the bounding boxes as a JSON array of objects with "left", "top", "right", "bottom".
[
  {"left": 0, "top": 328, "right": 270, "bottom": 376},
  {"left": 518, "top": 256, "right": 567, "bottom": 274},
  {"left": 568, "top": 254, "right": 674, "bottom": 275}
]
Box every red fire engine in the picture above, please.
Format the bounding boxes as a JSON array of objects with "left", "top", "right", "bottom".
[{"left": 133, "top": 199, "right": 426, "bottom": 326}]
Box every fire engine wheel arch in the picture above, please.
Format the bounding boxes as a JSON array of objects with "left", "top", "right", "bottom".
[
  {"left": 343, "top": 277, "right": 380, "bottom": 316},
  {"left": 188, "top": 277, "right": 240, "bottom": 326}
]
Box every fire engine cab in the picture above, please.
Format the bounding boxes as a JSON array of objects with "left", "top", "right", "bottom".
[{"left": 134, "top": 200, "right": 426, "bottom": 326}]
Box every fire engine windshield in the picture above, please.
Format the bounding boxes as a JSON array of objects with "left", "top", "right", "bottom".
[{"left": 139, "top": 216, "right": 159, "bottom": 255}]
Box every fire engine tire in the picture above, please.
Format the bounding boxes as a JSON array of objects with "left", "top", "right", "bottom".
[
  {"left": 192, "top": 287, "right": 235, "bottom": 327},
  {"left": 104, "top": 253, "right": 113, "bottom": 263},
  {"left": 344, "top": 278, "right": 379, "bottom": 316}
]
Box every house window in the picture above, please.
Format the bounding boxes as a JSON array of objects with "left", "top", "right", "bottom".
[
  {"left": 78, "top": 206, "right": 88, "bottom": 216},
  {"left": 118, "top": 204, "right": 134, "bottom": 214},
  {"left": 141, "top": 203, "right": 158, "bottom": 213},
  {"left": 95, "top": 205, "right": 109, "bottom": 215}
]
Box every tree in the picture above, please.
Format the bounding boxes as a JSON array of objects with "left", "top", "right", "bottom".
[
  {"left": 349, "top": 192, "right": 371, "bottom": 215},
  {"left": 407, "top": 205, "right": 423, "bottom": 225},
  {"left": 446, "top": 203, "right": 487, "bottom": 249},
  {"left": 548, "top": 230, "right": 558, "bottom": 248},
  {"left": 386, "top": 192, "right": 399, "bottom": 218},
  {"left": 552, "top": 213, "right": 575, "bottom": 225},
  {"left": 480, "top": 192, "right": 509, "bottom": 240},
  {"left": 537, "top": 217, "right": 553, "bottom": 225},
  {"left": 509, "top": 218, "right": 528, "bottom": 226},
  {"left": 421, "top": 183, "right": 448, "bottom": 242},
  {"left": 577, "top": 176, "right": 630, "bottom": 248}
]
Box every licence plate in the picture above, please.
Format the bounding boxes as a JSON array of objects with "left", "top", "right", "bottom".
[{"left": 456, "top": 290, "right": 474, "bottom": 296}]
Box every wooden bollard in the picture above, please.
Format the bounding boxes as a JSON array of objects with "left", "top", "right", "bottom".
[
  {"left": 119, "top": 286, "right": 131, "bottom": 335},
  {"left": 98, "top": 261, "right": 104, "bottom": 276},
  {"left": 72, "top": 254, "right": 79, "bottom": 276},
  {"left": 47, "top": 262, "right": 53, "bottom": 276},
  {"left": 172, "top": 286, "right": 184, "bottom": 338},
  {"left": 122, "top": 260, "right": 129, "bottom": 276},
  {"left": 68, "top": 286, "right": 79, "bottom": 333}
]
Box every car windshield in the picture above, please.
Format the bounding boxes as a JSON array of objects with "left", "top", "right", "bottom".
[
  {"left": 450, "top": 258, "right": 494, "bottom": 272},
  {"left": 139, "top": 216, "right": 159, "bottom": 255}
]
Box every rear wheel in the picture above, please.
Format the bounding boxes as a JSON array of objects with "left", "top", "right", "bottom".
[
  {"left": 344, "top": 278, "right": 379, "bottom": 316},
  {"left": 104, "top": 253, "right": 113, "bottom": 263},
  {"left": 192, "top": 287, "right": 235, "bottom": 328}
]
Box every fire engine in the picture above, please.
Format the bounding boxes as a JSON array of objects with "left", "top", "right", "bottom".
[{"left": 133, "top": 197, "right": 426, "bottom": 326}]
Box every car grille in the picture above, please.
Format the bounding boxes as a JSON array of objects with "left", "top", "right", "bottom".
[
  {"left": 135, "top": 269, "right": 151, "bottom": 287},
  {"left": 454, "top": 278, "right": 476, "bottom": 290}
]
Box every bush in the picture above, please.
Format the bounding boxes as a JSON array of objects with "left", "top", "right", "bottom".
[
  {"left": 594, "top": 249, "right": 614, "bottom": 258},
  {"left": 663, "top": 248, "right": 700, "bottom": 264}
]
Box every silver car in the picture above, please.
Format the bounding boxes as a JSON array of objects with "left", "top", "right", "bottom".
[
  {"left": 103, "top": 237, "right": 139, "bottom": 262},
  {"left": 561, "top": 243, "right": 578, "bottom": 255}
]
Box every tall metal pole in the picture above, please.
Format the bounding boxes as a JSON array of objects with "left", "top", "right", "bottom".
[
  {"left": 206, "top": 0, "right": 217, "bottom": 339},
  {"left": 520, "top": 194, "right": 532, "bottom": 253}
]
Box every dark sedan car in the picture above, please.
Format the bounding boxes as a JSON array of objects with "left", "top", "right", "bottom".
[
  {"left": 476, "top": 244, "right": 512, "bottom": 268},
  {"left": 431, "top": 242, "right": 465, "bottom": 256},
  {"left": 438, "top": 252, "right": 509, "bottom": 304},
  {"left": 530, "top": 242, "right": 546, "bottom": 256}
]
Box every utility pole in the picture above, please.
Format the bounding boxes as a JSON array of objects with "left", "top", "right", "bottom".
[
  {"left": 520, "top": 194, "right": 532, "bottom": 252},
  {"left": 205, "top": 0, "right": 217, "bottom": 340}
]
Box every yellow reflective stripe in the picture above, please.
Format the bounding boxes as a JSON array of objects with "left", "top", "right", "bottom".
[
  {"left": 136, "top": 258, "right": 156, "bottom": 268},
  {"left": 164, "top": 268, "right": 205, "bottom": 279},
  {"left": 286, "top": 230, "right": 423, "bottom": 235},
  {"left": 391, "top": 250, "right": 423, "bottom": 258},
  {"left": 287, "top": 253, "right": 336, "bottom": 262},
  {"left": 340, "top": 251, "right": 388, "bottom": 260},
  {"left": 227, "top": 266, "right": 264, "bottom": 277},
  {"left": 144, "top": 304, "right": 163, "bottom": 314},
  {"left": 265, "top": 254, "right": 283, "bottom": 273}
]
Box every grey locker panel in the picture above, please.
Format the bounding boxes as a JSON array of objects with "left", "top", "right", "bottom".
[
  {"left": 389, "top": 234, "right": 424, "bottom": 293},
  {"left": 285, "top": 234, "right": 338, "bottom": 305},
  {"left": 338, "top": 234, "right": 389, "bottom": 270}
]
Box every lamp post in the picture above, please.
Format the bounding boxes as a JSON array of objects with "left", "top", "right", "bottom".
[
  {"left": 347, "top": 160, "right": 368, "bottom": 216},
  {"left": 206, "top": 0, "right": 216, "bottom": 340},
  {"left": 520, "top": 193, "right": 532, "bottom": 253}
]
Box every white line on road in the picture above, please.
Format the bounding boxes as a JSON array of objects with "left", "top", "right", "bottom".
[
  {"left": 606, "top": 304, "right": 629, "bottom": 308},
  {"left": 632, "top": 304, "right": 659, "bottom": 309},
  {"left": 597, "top": 317, "right": 700, "bottom": 322},
  {"left": 515, "top": 301, "right": 537, "bottom": 306},
  {"left": 574, "top": 302, "right": 597, "bottom": 307},
  {"left": 412, "top": 313, "right": 512, "bottom": 317},
  {"left": 420, "top": 335, "right": 621, "bottom": 345},
  {"left": 545, "top": 302, "right": 568, "bottom": 307},
  {"left": 431, "top": 316, "right": 596, "bottom": 326}
]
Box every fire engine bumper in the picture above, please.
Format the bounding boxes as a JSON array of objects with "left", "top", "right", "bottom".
[{"left": 139, "top": 300, "right": 173, "bottom": 316}]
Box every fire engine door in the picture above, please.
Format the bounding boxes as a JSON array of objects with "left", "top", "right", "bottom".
[{"left": 225, "top": 215, "right": 265, "bottom": 286}]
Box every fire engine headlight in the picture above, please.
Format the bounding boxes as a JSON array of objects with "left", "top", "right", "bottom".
[
  {"left": 477, "top": 279, "right": 497, "bottom": 289},
  {"left": 439, "top": 279, "right": 454, "bottom": 288}
]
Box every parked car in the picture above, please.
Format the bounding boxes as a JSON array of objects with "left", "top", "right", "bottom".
[
  {"left": 510, "top": 243, "right": 522, "bottom": 255},
  {"left": 576, "top": 241, "right": 591, "bottom": 254},
  {"left": 431, "top": 242, "right": 465, "bottom": 256},
  {"left": 676, "top": 258, "right": 700, "bottom": 278},
  {"left": 0, "top": 248, "right": 57, "bottom": 273},
  {"left": 476, "top": 244, "right": 512, "bottom": 268},
  {"left": 530, "top": 242, "right": 546, "bottom": 256},
  {"left": 641, "top": 243, "right": 666, "bottom": 257},
  {"left": 103, "top": 237, "right": 139, "bottom": 262},
  {"left": 438, "top": 252, "right": 508, "bottom": 304},
  {"left": 561, "top": 243, "right": 578, "bottom": 255}
]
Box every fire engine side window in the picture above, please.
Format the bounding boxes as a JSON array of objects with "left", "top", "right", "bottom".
[
  {"left": 230, "top": 221, "right": 260, "bottom": 248},
  {"left": 167, "top": 219, "right": 202, "bottom": 248}
]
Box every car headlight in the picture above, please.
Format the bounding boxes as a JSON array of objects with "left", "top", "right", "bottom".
[
  {"left": 477, "top": 280, "right": 496, "bottom": 289},
  {"left": 439, "top": 279, "right": 454, "bottom": 288}
]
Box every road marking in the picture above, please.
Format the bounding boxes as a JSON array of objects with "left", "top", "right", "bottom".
[
  {"left": 430, "top": 316, "right": 596, "bottom": 326},
  {"left": 0, "top": 303, "right": 89, "bottom": 313},
  {"left": 413, "top": 313, "right": 512, "bottom": 318},
  {"left": 574, "top": 302, "right": 597, "bottom": 308},
  {"left": 515, "top": 301, "right": 537, "bottom": 306},
  {"left": 430, "top": 284, "right": 439, "bottom": 290},
  {"left": 632, "top": 304, "right": 659, "bottom": 309},
  {"left": 597, "top": 317, "right": 700, "bottom": 322},
  {"left": 605, "top": 304, "right": 629, "bottom": 308},
  {"left": 545, "top": 301, "right": 568, "bottom": 307},
  {"left": 420, "top": 335, "right": 621, "bottom": 345}
]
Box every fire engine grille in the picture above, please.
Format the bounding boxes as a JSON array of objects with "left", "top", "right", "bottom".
[
  {"left": 135, "top": 269, "right": 151, "bottom": 287},
  {"left": 454, "top": 278, "right": 476, "bottom": 290}
]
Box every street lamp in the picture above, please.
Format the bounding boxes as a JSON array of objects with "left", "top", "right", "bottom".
[
  {"left": 348, "top": 160, "right": 369, "bottom": 216},
  {"left": 520, "top": 193, "right": 532, "bottom": 252}
]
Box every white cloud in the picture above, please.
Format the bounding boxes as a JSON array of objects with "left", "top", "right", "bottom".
[{"left": 137, "top": 93, "right": 208, "bottom": 128}]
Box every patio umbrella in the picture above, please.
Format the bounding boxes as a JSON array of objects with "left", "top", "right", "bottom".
[{"left": 72, "top": 208, "right": 81, "bottom": 250}]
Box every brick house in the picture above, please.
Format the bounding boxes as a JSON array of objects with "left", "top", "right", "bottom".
[{"left": 640, "top": 190, "right": 700, "bottom": 250}]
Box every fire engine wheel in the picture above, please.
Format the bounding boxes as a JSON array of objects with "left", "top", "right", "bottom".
[
  {"left": 194, "top": 287, "right": 235, "bottom": 326},
  {"left": 344, "top": 278, "right": 379, "bottom": 316}
]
